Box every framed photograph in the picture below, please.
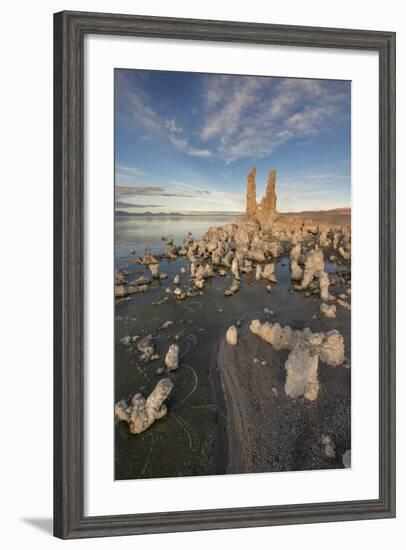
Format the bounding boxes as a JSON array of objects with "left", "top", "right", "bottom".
[{"left": 54, "top": 10, "right": 396, "bottom": 539}]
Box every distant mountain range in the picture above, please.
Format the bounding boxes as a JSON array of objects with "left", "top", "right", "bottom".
[
  {"left": 115, "top": 208, "right": 350, "bottom": 218},
  {"left": 115, "top": 210, "right": 242, "bottom": 217}
]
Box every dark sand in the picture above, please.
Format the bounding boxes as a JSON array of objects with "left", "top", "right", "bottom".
[{"left": 219, "top": 306, "right": 351, "bottom": 474}]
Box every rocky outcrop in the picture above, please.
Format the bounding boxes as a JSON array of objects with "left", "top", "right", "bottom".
[
  {"left": 245, "top": 166, "right": 278, "bottom": 227},
  {"left": 301, "top": 247, "right": 324, "bottom": 289},
  {"left": 249, "top": 320, "right": 345, "bottom": 367},
  {"left": 115, "top": 378, "right": 174, "bottom": 434},
  {"left": 319, "top": 330, "right": 345, "bottom": 366},
  {"left": 257, "top": 170, "right": 277, "bottom": 227},
  {"left": 246, "top": 166, "right": 258, "bottom": 219},
  {"left": 284, "top": 337, "right": 321, "bottom": 401}
]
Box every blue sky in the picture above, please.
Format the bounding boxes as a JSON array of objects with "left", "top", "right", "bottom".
[{"left": 115, "top": 69, "right": 351, "bottom": 213}]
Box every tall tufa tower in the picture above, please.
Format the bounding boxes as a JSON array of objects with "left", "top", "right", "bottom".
[
  {"left": 245, "top": 167, "right": 278, "bottom": 227},
  {"left": 246, "top": 166, "right": 258, "bottom": 218}
]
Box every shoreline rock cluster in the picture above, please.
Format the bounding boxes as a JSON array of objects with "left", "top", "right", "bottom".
[{"left": 248, "top": 319, "right": 345, "bottom": 401}]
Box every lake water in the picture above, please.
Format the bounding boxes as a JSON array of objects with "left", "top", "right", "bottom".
[{"left": 115, "top": 214, "right": 239, "bottom": 269}]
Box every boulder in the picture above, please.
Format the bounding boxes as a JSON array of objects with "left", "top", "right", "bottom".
[
  {"left": 284, "top": 340, "right": 320, "bottom": 401},
  {"left": 165, "top": 344, "right": 179, "bottom": 371},
  {"left": 301, "top": 247, "right": 324, "bottom": 289},
  {"left": 226, "top": 325, "right": 238, "bottom": 346},
  {"left": 320, "top": 330, "right": 345, "bottom": 366},
  {"left": 225, "top": 279, "right": 240, "bottom": 297},
  {"left": 115, "top": 378, "right": 174, "bottom": 434},
  {"left": 149, "top": 263, "right": 160, "bottom": 278},
  {"left": 320, "top": 302, "right": 336, "bottom": 318},
  {"left": 262, "top": 262, "right": 276, "bottom": 282}
]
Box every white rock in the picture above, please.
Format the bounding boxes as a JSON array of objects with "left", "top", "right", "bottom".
[
  {"left": 320, "top": 330, "right": 345, "bottom": 366},
  {"left": 337, "top": 298, "right": 351, "bottom": 310},
  {"left": 301, "top": 248, "right": 324, "bottom": 289},
  {"left": 195, "top": 278, "right": 205, "bottom": 289},
  {"left": 290, "top": 259, "right": 303, "bottom": 281},
  {"left": 290, "top": 243, "right": 301, "bottom": 262},
  {"left": 342, "top": 449, "right": 351, "bottom": 468},
  {"left": 284, "top": 340, "right": 320, "bottom": 401},
  {"left": 319, "top": 271, "right": 330, "bottom": 301},
  {"left": 255, "top": 264, "right": 262, "bottom": 281},
  {"left": 320, "top": 302, "right": 336, "bottom": 318},
  {"left": 165, "top": 344, "right": 179, "bottom": 371},
  {"left": 149, "top": 263, "right": 160, "bottom": 278},
  {"left": 226, "top": 325, "right": 238, "bottom": 346},
  {"left": 231, "top": 257, "right": 240, "bottom": 279},
  {"left": 115, "top": 378, "right": 173, "bottom": 434},
  {"left": 262, "top": 262, "right": 276, "bottom": 281},
  {"left": 324, "top": 443, "right": 336, "bottom": 459},
  {"left": 203, "top": 264, "right": 214, "bottom": 278}
]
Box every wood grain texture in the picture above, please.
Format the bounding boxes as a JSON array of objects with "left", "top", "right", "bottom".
[{"left": 53, "top": 10, "right": 396, "bottom": 539}]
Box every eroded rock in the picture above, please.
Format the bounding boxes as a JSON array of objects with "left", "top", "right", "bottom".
[
  {"left": 285, "top": 339, "right": 320, "bottom": 401},
  {"left": 165, "top": 344, "right": 179, "bottom": 371},
  {"left": 226, "top": 325, "right": 238, "bottom": 346},
  {"left": 115, "top": 378, "right": 174, "bottom": 434},
  {"left": 320, "top": 302, "right": 336, "bottom": 318},
  {"left": 301, "top": 247, "right": 324, "bottom": 289},
  {"left": 319, "top": 330, "right": 345, "bottom": 366}
]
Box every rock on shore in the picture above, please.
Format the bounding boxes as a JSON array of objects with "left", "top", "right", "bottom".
[{"left": 115, "top": 378, "right": 174, "bottom": 434}]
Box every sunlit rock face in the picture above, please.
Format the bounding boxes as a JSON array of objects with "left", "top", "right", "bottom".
[
  {"left": 245, "top": 167, "right": 278, "bottom": 227},
  {"left": 258, "top": 170, "right": 277, "bottom": 227},
  {"left": 246, "top": 166, "right": 258, "bottom": 219}
]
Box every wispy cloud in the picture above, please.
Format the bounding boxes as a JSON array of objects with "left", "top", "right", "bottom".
[
  {"left": 117, "top": 73, "right": 212, "bottom": 159},
  {"left": 116, "top": 185, "right": 196, "bottom": 198},
  {"left": 200, "top": 77, "right": 349, "bottom": 162},
  {"left": 117, "top": 71, "right": 349, "bottom": 164},
  {"left": 115, "top": 200, "right": 163, "bottom": 209},
  {"left": 116, "top": 164, "right": 146, "bottom": 177}
]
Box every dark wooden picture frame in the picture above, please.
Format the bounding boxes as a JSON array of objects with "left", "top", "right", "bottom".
[{"left": 54, "top": 10, "right": 396, "bottom": 539}]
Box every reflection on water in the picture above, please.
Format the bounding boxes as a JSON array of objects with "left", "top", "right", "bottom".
[{"left": 115, "top": 215, "right": 237, "bottom": 267}]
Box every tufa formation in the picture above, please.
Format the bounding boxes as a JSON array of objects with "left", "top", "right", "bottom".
[{"left": 245, "top": 166, "right": 278, "bottom": 227}]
